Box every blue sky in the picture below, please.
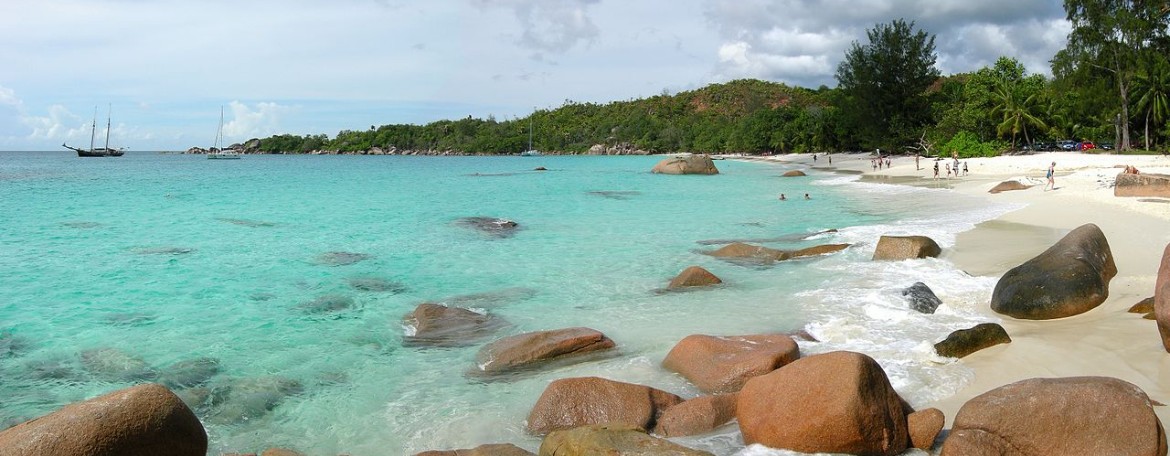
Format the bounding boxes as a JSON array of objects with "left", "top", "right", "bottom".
[{"left": 0, "top": 0, "right": 1070, "bottom": 151}]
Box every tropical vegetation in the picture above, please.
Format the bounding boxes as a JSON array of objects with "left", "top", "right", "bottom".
[{"left": 252, "top": 1, "right": 1170, "bottom": 158}]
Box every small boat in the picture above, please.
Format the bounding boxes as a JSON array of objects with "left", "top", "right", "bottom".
[
  {"left": 208, "top": 106, "right": 241, "bottom": 160},
  {"left": 519, "top": 115, "right": 541, "bottom": 156},
  {"left": 63, "top": 105, "right": 124, "bottom": 157}
]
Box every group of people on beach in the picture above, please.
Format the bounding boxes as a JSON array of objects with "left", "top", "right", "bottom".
[{"left": 932, "top": 152, "right": 968, "bottom": 179}]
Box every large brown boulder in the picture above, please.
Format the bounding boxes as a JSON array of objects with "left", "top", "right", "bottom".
[
  {"left": 1156, "top": 244, "right": 1170, "bottom": 352},
  {"left": 526, "top": 377, "right": 683, "bottom": 435},
  {"left": 707, "top": 242, "right": 790, "bottom": 265},
  {"left": 662, "top": 334, "right": 799, "bottom": 394},
  {"left": 907, "top": 408, "right": 944, "bottom": 451},
  {"left": 934, "top": 323, "right": 1011, "bottom": 358},
  {"left": 790, "top": 243, "right": 851, "bottom": 258},
  {"left": 736, "top": 351, "right": 909, "bottom": 455},
  {"left": 988, "top": 180, "right": 1032, "bottom": 194},
  {"left": 0, "top": 383, "right": 207, "bottom": 456},
  {"left": 1130, "top": 296, "right": 1155, "bottom": 314},
  {"left": 651, "top": 155, "right": 719, "bottom": 175},
  {"left": 941, "top": 376, "right": 1167, "bottom": 455},
  {"left": 415, "top": 443, "right": 535, "bottom": 456},
  {"left": 872, "top": 235, "right": 941, "bottom": 261},
  {"left": 652, "top": 393, "right": 738, "bottom": 437},
  {"left": 1115, "top": 172, "right": 1170, "bottom": 197},
  {"left": 403, "top": 303, "right": 508, "bottom": 347},
  {"left": 668, "top": 266, "right": 723, "bottom": 289},
  {"left": 538, "top": 424, "right": 713, "bottom": 455},
  {"left": 990, "top": 223, "right": 1117, "bottom": 320},
  {"left": 782, "top": 170, "right": 807, "bottom": 177},
  {"left": 474, "top": 327, "right": 615, "bottom": 374}
]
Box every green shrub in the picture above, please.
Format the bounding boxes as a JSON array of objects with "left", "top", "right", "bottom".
[{"left": 939, "top": 131, "right": 1006, "bottom": 158}]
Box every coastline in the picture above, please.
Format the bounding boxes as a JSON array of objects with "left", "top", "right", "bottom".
[{"left": 747, "top": 150, "right": 1170, "bottom": 428}]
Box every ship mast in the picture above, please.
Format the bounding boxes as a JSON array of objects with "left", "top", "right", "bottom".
[
  {"left": 103, "top": 104, "right": 111, "bottom": 151},
  {"left": 89, "top": 106, "right": 97, "bottom": 152}
]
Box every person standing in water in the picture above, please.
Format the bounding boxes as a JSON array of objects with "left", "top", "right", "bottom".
[{"left": 1045, "top": 161, "right": 1056, "bottom": 191}]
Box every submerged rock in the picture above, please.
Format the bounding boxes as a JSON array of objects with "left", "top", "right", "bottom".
[
  {"left": 437, "top": 287, "right": 537, "bottom": 309},
  {"left": 159, "top": 357, "right": 221, "bottom": 389},
  {"left": 347, "top": 277, "right": 407, "bottom": 293},
  {"left": 902, "top": 282, "right": 942, "bottom": 314},
  {"left": 586, "top": 190, "right": 641, "bottom": 200},
  {"left": 297, "top": 294, "right": 355, "bottom": 314},
  {"left": 133, "top": 246, "right": 195, "bottom": 255},
  {"left": 415, "top": 443, "right": 534, "bottom": 456},
  {"left": 455, "top": 217, "right": 521, "bottom": 238},
  {"left": 0, "top": 331, "right": 30, "bottom": 358},
  {"left": 206, "top": 376, "right": 303, "bottom": 425},
  {"left": 216, "top": 218, "right": 277, "bottom": 228},
  {"left": 782, "top": 170, "right": 807, "bottom": 177},
  {"left": 313, "top": 251, "right": 372, "bottom": 266},
  {"left": 80, "top": 348, "right": 156, "bottom": 382},
  {"left": 61, "top": 221, "right": 102, "bottom": 229},
  {"left": 540, "top": 424, "right": 713, "bottom": 455},
  {"left": 102, "top": 312, "right": 159, "bottom": 326}
]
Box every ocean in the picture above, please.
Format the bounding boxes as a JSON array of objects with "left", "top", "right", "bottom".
[{"left": 0, "top": 152, "right": 1018, "bottom": 455}]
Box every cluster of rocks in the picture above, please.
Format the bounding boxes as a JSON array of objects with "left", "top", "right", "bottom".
[
  {"left": 186, "top": 138, "right": 262, "bottom": 155},
  {"left": 1116, "top": 171, "right": 1170, "bottom": 198},
  {"left": 586, "top": 142, "right": 653, "bottom": 155}
]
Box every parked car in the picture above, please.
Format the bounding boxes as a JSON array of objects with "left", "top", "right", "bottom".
[
  {"left": 1099, "top": 142, "right": 1115, "bottom": 150},
  {"left": 1058, "top": 140, "right": 1078, "bottom": 150},
  {"left": 1034, "top": 141, "right": 1056, "bottom": 151},
  {"left": 1080, "top": 141, "right": 1096, "bottom": 151}
]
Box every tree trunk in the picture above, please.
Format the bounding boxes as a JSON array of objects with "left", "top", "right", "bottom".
[
  {"left": 1119, "top": 78, "right": 1132, "bottom": 150},
  {"left": 1146, "top": 110, "right": 1151, "bottom": 151}
]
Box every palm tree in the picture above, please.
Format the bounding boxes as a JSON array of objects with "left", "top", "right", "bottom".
[
  {"left": 1133, "top": 56, "right": 1170, "bottom": 150},
  {"left": 990, "top": 80, "right": 1048, "bottom": 151}
]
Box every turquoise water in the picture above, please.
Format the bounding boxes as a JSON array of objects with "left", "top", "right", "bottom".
[{"left": 0, "top": 152, "right": 1012, "bottom": 455}]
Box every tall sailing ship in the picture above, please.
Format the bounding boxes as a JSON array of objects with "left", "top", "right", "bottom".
[{"left": 63, "top": 106, "right": 124, "bottom": 157}]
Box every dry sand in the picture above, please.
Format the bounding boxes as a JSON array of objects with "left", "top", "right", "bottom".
[{"left": 743, "top": 150, "right": 1170, "bottom": 426}]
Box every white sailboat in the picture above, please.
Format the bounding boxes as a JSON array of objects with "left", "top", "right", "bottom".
[
  {"left": 208, "top": 106, "right": 241, "bottom": 160},
  {"left": 520, "top": 115, "right": 541, "bottom": 156}
]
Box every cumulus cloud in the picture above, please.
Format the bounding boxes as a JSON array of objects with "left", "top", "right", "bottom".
[
  {"left": 473, "top": 0, "right": 601, "bottom": 54},
  {"left": 703, "top": 0, "right": 1069, "bottom": 87},
  {"left": 224, "top": 101, "right": 295, "bottom": 141}
]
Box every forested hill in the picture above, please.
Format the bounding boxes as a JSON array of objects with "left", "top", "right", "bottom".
[{"left": 254, "top": 79, "right": 838, "bottom": 155}]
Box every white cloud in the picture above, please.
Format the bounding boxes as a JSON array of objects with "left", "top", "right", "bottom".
[
  {"left": 474, "top": 0, "right": 601, "bottom": 54},
  {"left": 224, "top": 101, "right": 296, "bottom": 141}
]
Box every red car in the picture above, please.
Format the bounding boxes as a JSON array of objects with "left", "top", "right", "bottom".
[{"left": 1079, "top": 141, "right": 1096, "bottom": 151}]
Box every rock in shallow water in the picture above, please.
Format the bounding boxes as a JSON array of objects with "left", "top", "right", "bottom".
[
  {"left": 206, "top": 376, "right": 304, "bottom": 425},
  {"left": 80, "top": 348, "right": 156, "bottom": 382},
  {"left": 347, "top": 277, "right": 406, "bottom": 293},
  {"left": 159, "top": 357, "right": 221, "bottom": 389},
  {"left": 313, "top": 251, "right": 372, "bottom": 266},
  {"left": 297, "top": 294, "right": 355, "bottom": 313},
  {"left": 455, "top": 217, "right": 521, "bottom": 238},
  {"left": 902, "top": 282, "right": 942, "bottom": 314},
  {"left": 403, "top": 303, "right": 509, "bottom": 347},
  {"left": 934, "top": 323, "right": 1011, "bottom": 358},
  {"left": 474, "top": 327, "right": 615, "bottom": 375}
]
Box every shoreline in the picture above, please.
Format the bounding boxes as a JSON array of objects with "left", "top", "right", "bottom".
[{"left": 745, "top": 151, "right": 1170, "bottom": 428}]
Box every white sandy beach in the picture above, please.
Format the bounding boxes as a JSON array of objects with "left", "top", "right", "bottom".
[{"left": 752, "top": 150, "right": 1170, "bottom": 428}]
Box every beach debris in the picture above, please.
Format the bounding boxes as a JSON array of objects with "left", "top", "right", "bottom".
[
  {"left": 1115, "top": 172, "right": 1170, "bottom": 198},
  {"left": 402, "top": 303, "right": 508, "bottom": 347},
  {"left": 205, "top": 376, "right": 303, "bottom": 425},
  {"left": 1156, "top": 243, "right": 1170, "bottom": 352},
  {"left": 941, "top": 377, "right": 1164, "bottom": 455},
  {"left": 474, "top": 327, "right": 615, "bottom": 376},
  {"left": 667, "top": 266, "right": 723, "bottom": 289},
  {"left": 990, "top": 224, "right": 1116, "bottom": 320},
  {"left": 0, "top": 384, "right": 206, "bottom": 456},
  {"left": 61, "top": 221, "right": 102, "bottom": 229},
  {"left": 586, "top": 190, "right": 641, "bottom": 200},
  {"left": 782, "top": 170, "right": 807, "bottom": 177},
  {"left": 526, "top": 377, "right": 682, "bottom": 435},
  {"left": 414, "top": 443, "right": 535, "bottom": 456},
  {"left": 902, "top": 282, "right": 943, "bottom": 314},
  {"left": 872, "top": 235, "right": 941, "bottom": 261},
  {"left": 650, "top": 155, "right": 719, "bottom": 175},
  {"left": 312, "top": 251, "right": 371, "bottom": 266},
  {"left": 158, "top": 357, "right": 221, "bottom": 389},
  {"left": 652, "top": 393, "right": 738, "bottom": 438},
  {"left": 988, "top": 180, "right": 1032, "bottom": 193},
  {"left": 907, "top": 408, "right": 945, "bottom": 451},
  {"left": 540, "top": 424, "right": 712, "bottom": 455},
  {"left": 736, "top": 351, "right": 910, "bottom": 455},
  {"left": 455, "top": 216, "right": 521, "bottom": 238},
  {"left": 296, "top": 294, "right": 355, "bottom": 314},
  {"left": 79, "top": 348, "right": 156, "bottom": 382},
  {"left": 346, "top": 276, "right": 406, "bottom": 293},
  {"left": 216, "top": 217, "right": 277, "bottom": 228},
  {"left": 1129, "top": 296, "right": 1155, "bottom": 314},
  {"left": 933, "top": 323, "right": 1011, "bottom": 359},
  {"left": 132, "top": 246, "right": 195, "bottom": 255},
  {"left": 662, "top": 334, "right": 799, "bottom": 394}
]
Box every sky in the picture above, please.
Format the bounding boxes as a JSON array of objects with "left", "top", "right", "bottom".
[{"left": 0, "top": 0, "right": 1071, "bottom": 151}]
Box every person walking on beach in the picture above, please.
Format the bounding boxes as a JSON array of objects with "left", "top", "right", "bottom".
[
  {"left": 1045, "top": 161, "right": 1056, "bottom": 191},
  {"left": 963, "top": 161, "right": 968, "bottom": 176},
  {"left": 933, "top": 161, "right": 939, "bottom": 179},
  {"left": 953, "top": 157, "right": 960, "bottom": 177},
  {"left": 915, "top": 154, "right": 920, "bottom": 170},
  {"left": 946, "top": 164, "right": 952, "bottom": 178}
]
